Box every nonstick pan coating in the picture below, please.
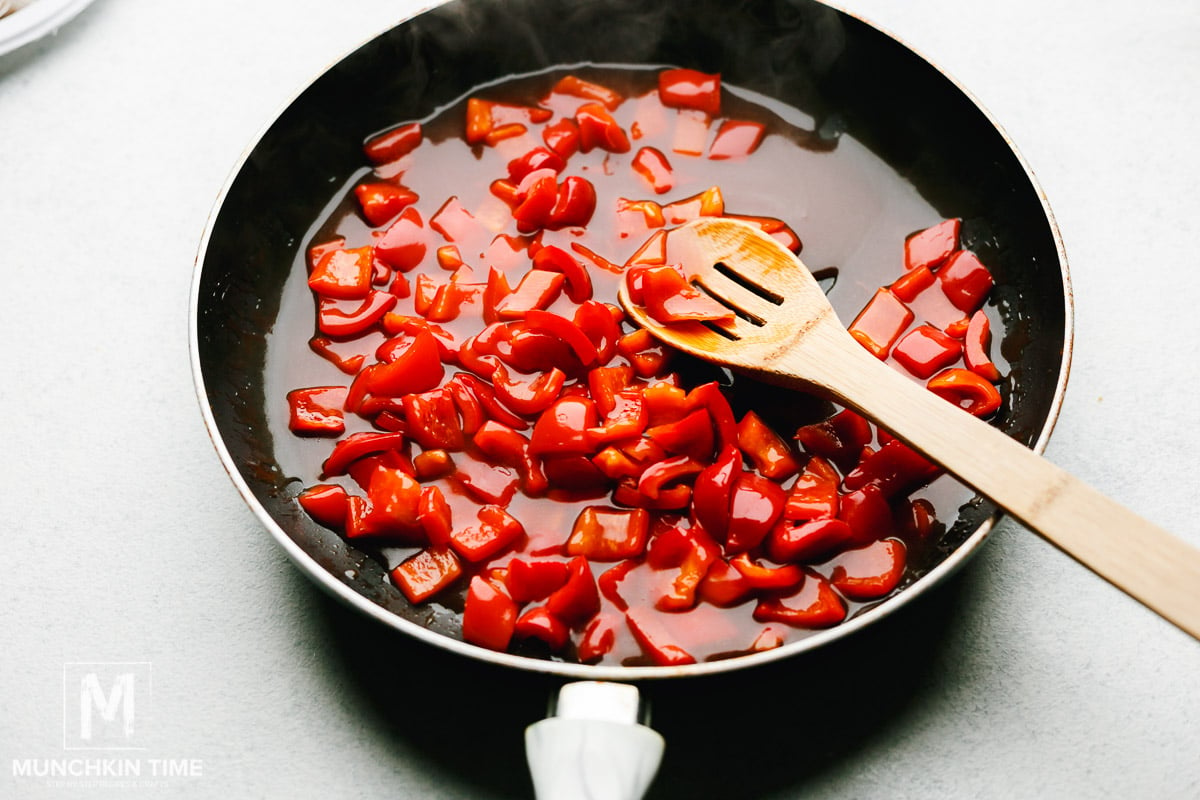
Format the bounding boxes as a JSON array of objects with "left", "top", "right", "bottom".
[{"left": 191, "top": 0, "right": 1071, "bottom": 679}]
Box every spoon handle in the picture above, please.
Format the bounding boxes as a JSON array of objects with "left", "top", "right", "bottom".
[{"left": 785, "top": 322, "right": 1200, "bottom": 641}]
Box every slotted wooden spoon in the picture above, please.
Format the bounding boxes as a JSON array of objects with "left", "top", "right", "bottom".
[{"left": 618, "top": 217, "right": 1200, "bottom": 640}]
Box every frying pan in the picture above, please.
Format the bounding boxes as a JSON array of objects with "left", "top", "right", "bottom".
[{"left": 190, "top": 0, "right": 1070, "bottom": 795}]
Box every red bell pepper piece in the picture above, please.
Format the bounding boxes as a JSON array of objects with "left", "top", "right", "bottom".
[
  {"left": 904, "top": 218, "right": 960, "bottom": 271},
  {"left": 590, "top": 387, "right": 648, "bottom": 445},
  {"left": 891, "top": 324, "right": 963, "bottom": 380},
  {"left": 626, "top": 608, "right": 696, "bottom": 666},
  {"left": 638, "top": 264, "right": 734, "bottom": 324},
  {"left": 753, "top": 571, "right": 846, "bottom": 628},
  {"left": 430, "top": 196, "right": 487, "bottom": 251},
  {"left": 729, "top": 552, "right": 804, "bottom": 591},
  {"left": 736, "top": 411, "right": 800, "bottom": 480},
  {"left": 472, "top": 420, "right": 531, "bottom": 467},
  {"left": 766, "top": 518, "right": 854, "bottom": 564},
  {"left": 963, "top": 309, "right": 1001, "bottom": 381},
  {"left": 551, "top": 74, "right": 623, "bottom": 110},
  {"left": 531, "top": 245, "right": 592, "bottom": 303},
  {"left": 484, "top": 122, "right": 527, "bottom": 146},
  {"left": 361, "top": 466, "right": 425, "bottom": 541},
  {"left": 317, "top": 291, "right": 397, "bottom": 338},
  {"left": 567, "top": 507, "right": 651, "bottom": 561},
  {"left": 491, "top": 363, "right": 565, "bottom": 417},
  {"left": 828, "top": 538, "right": 907, "bottom": 600},
  {"left": 547, "top": 175, "right": 598, "bottom": 230},
  {"left": 512, "top": 169, "right": 558, "bottom": 233},
  {"left": 643, "top": 409, "right": 714, "bottom": 463},
  {"left": 937, "top": 250, "right": 994, "bottom": 313},
  {"left": 462, "top": 576, "right": 518, "bottom": 651},
  {"left": 363, "top": 121, "right": 423, "bottom": 164},
  {"left": 451, "top": 373, "right": 530, "bottom": 430},
  {"left": 575, "top": 102, "right": 631, "bottom": 153},
  {"left": 506, "top": 558, "right": 570, "bottom": 604},
  {"left": 844, "top": 438, "right": 939, "bottom": 499},
  {"left": 297, "top": 484, "right": 349, "bottom": 528},
  {"left": 927, "top": 368, "right": 1002, "bottom": 417},
  {"left": 542, "top": 117, "right": 581, "bottom": 159},
  {"left": 451, "top": 505, "right": 525, "bottom": 563},
  {"left": 724, "top": 473, "right": 787, "bottom": 554},
  {"left": 889, "top": 264, "right": 935, "bottom": 303},
  {"left": 625, "top": 229, "right": 668, "bottom": 268},
  {"left": 308, "top": 246, "right": 373, "bottom": 299},
  {"left": 546, "top": 556, "right": 601, "bottom": 624},
  {"left": 691, "top": 444, "right": 742, "bottom": 539},
  {"left": 896, "top": 497, "right": 939, "bottom": 542},
  {"left": 523, "top": 309, "right": 599, "bottom": 367},
  {"left": 507, "top": 146, "right": 567, "bottom": 182},
  {"left": 374, "top": 207, "right": 428, "bottom": 272},
  {"left": 493, "top": 270, "right": 565, "bottom": 320},
  {"left": 848, "top": 288, "right": 913, "bottom": 359},
  {"left": 465, "top": 97, "right": 494, "bottom": 144},
  {"left": 364, "top": 329, "right": 445, "bottom": 398},
  {"left": 794, "top": 408, "right": 872, "bottom": 471},
  {"left": 662, "top": 188, "right": 725, "bottom": 227},
  {"left": 529, "top": 396, "right": 599, "bottom": 456},
  {"left": 636, "top": 456, "right": 703, "bottom": 506},
  {"left": 391, "top": 546, "right": 463, "bottom": 603},
  {"left": 587, "top": 365, "right": 635, "bottom": 418},
  {"left": 783, "top": 455, "right": 840, "bottom": 520},
  {"left": 514, "top": 606, "right": 570, "bottom": 651},
  {"left": 287, "top": 386, "right": 347, "bottom": 436},
  {"left": 707, "top": 119, "right": 765, "bottom": 159},
  {"left": 632, "top": 146, "right": 674, "bottom": 194},
  {"left": 354, "top": 182, "right": 418, "bottom": 227},
  {"left": 321, "top": 431, "right": 408, "bottom": 478},
  {"left": 402, "top": 387, "right": 465, "bottom": 451},
  {"left": 658, "top": 68, "right": 721, "bottom": 116},
  {"left": 697, "top": 558, "right": 755, "bottom": 607},
  {"left": 837, "top": 484, "right": 895, "bottom": 547},
  {"left": 453, "top": 458, "right": 519, "bottom": 506},
  {"left": 645, "top": 523, "right": 719, "bottom": 611}
]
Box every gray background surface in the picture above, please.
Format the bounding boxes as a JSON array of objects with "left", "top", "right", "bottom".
[{"left": 2, "top": 0, "right": 1198, "bottom": 797}]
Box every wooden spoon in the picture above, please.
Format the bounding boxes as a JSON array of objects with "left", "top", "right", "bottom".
[{"left": 618, "top": 217, "right": 1200, "bottom": 641}]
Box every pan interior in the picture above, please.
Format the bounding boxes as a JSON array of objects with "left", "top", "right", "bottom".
[{"left": 193, "top": 0, "right": 1069, "bottom": 677}]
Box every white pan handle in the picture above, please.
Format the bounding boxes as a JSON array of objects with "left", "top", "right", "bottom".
[{"left": 525, "top": 681, "right": 665, "bottom": 800}]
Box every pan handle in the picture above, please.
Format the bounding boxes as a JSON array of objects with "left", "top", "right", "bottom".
[{"left": 525, "top": 681, "right": 665, "bottom": 800}]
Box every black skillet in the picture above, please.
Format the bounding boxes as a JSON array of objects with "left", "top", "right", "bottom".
[{"left": 190, "top": 0, "right": 1070, "bottom": 793}]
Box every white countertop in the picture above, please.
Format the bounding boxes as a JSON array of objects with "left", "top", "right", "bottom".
[{"left": 2, "top": 1, "right": 1198, "bottom": 797}]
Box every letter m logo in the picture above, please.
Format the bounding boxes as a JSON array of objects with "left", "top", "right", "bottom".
[{"left": 63, "top": 663, "right": 151, "bottom": 750}]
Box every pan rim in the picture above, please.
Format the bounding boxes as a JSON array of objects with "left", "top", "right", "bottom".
[{"left": 188, "top": 0, "right": 1075, "bottom": 680}]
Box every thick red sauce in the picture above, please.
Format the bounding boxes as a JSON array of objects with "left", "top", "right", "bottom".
[{"left": 265, "top": 66, "right": 1006, "bottom": 666}]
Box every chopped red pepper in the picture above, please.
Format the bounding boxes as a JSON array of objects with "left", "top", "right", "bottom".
[
  {"left": 546, "top": 556, "right": 601, "bottom": 624},
  {"left": 736, "top": 411, "right": 800, "bottom": 480},
  {"left": 753, "top": 572, "right": 846, "bottom": 628},
  {"left": 632, "top": 146, "right": 674, "bottom": 194},
  {"left": 402, "top": 388, "right": 465, "bottom": 451},
  {"left": 375, "top": 207, "right": 428, "bottom": 272},
  {"left": 638, "top": 263, "right": 734, "bottom": 324},
  {"left": 308, "top": 246, "right": 373, "bottom": 299},
  {"left": 364, "top": 329, "right": 445, "bottom": 397},
  {"left": 531, "top": 244, "right": 592, "bottom": 303},
  {"left": 364, "top": 121, "right": 423, "bottom": 165},
  {"left": 297, "top": 484, "right": 349, "bottom": 528},
  {"left": 963, "top": 310, "right": 1001, "bottom": 381},
  {"left": 546, "top": 175, "right": 597, "bottom": 230},
  {"left": 392, "top": 546, "right": 464, "bottom": 603},
  {"left": 321, "top": 431, "right": 408, "bottom": 478},
  {"left": 575, "top": 102, "right": 631, "bottom": 153},
  {"left": 287, "top": 386, "right": 347, "bottom": 436},
  {"left": 848, "top": 288, "right": 914, "bottom": 359},
  {"left": 904, "top": 218, "right": 960, "bottom": 271},
  {"left": 514, "top": 606, "right": 570, "bottom": 650},
  {"left": 844, "top": 438, "right": 939, "bottom": 499},
  {"left": 542, "top": 117, "right": 581, "bottom": 159},
  {"left": 529, "top": 396, "right": 599, "bottom": 456},
  {"left": 828, "top": 538, "right": 907, "bottom": 600},
  {"left": 794, "top": 409, "right": 872, "bottom": 471},
  {"left": 354, "top": 182, "right": 418, "bottom": 227},
  {"left": 462, "top": 576, "right": 518, "bottom": 651},
  {"left": 891, "top": 324, "right": 963, "bottom": 379},
  {"left": 450, "top": 505, "right": 525, "bottom": 562},
  {"left": 626, "top": 608, "right": 696, "bottom": 666},
  {"left": 927, "top": 368, "right": 1002, "bottom": 417},
  {"left": 937, "top": 250, "right": 994, "bottom": 313},
  {"left": 551, "top": 74, "right": 623, "bottom": 110},
  {"left": 567, "top": 506, "right": 651, "bottom": 561},
  {"left": 766, "top": 518, "right": 854, "bottom": 564},
  {"left": 658, "top": 68, "right": 721, "bottom": 116},
  {"left": 318, "top": 291, "right": 398, "bottom": 338},
  {"left": 494, "top": 270, "right": 565, "bottom": 319},
  {"left": 506, "top": 558, "right": 570, "bottom": 603}
]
